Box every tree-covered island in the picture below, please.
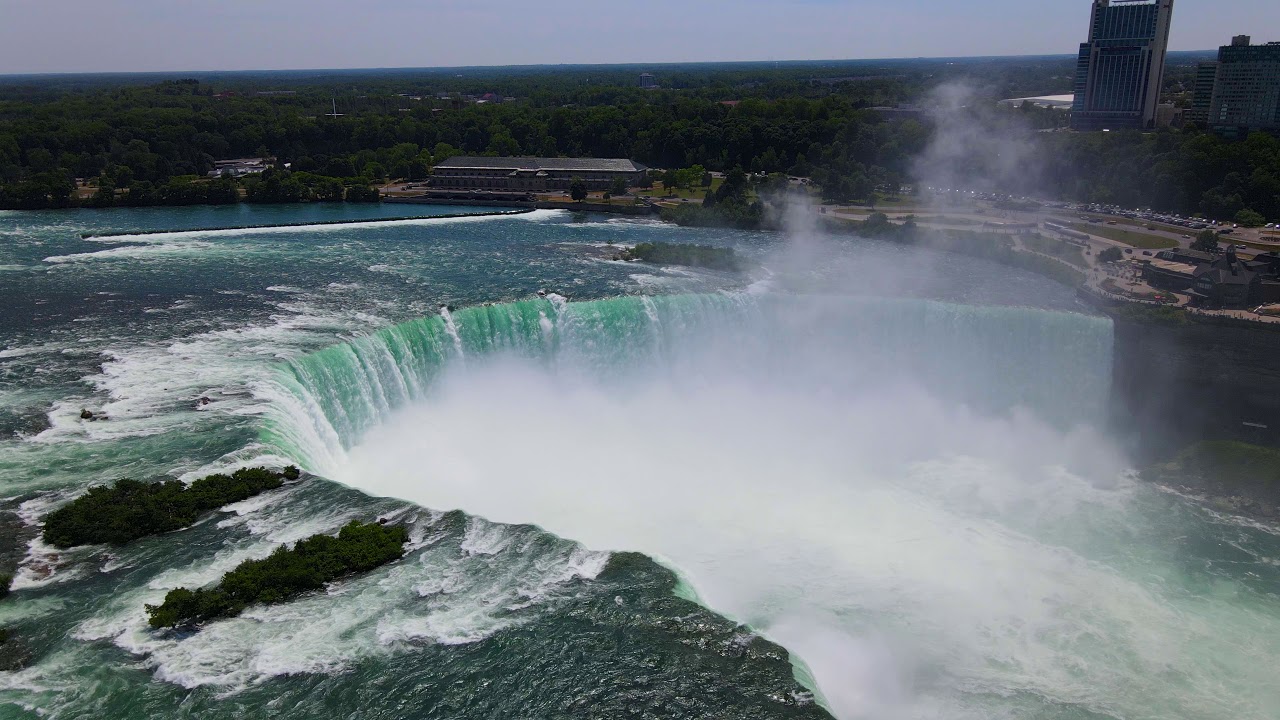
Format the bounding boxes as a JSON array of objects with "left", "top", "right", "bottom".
[
  {"left": 42, "top": 466, "right": 300, "bottom": 548},
  {"left": 146, "top": 520, "right": 409, "bottom": 629}
]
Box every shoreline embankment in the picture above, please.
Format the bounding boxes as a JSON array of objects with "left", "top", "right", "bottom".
[
  {"left": 78, "top": 208, "right": 536, "bottom": 238},
  {"left": 384, "top": 195, "right": 659, "bottom": 216}
]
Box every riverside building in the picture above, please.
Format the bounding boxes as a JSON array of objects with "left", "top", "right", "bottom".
[
  {"left": 429, "top": 157, "right": 649, "bottom": 192},
  {"left": 1071, "top": 0, "right": 1175, "bottom": 131}
]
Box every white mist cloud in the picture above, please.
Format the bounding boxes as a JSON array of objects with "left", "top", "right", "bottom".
[
  {"left": 912, "top": 81, "right": 1047, "bottom": 198},
  {"left": 308, "top": 267, "right": 1266, "bottom": 719}
]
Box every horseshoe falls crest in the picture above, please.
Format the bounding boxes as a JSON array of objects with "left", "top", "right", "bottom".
[{"left": 264, "top": 293, "right": 1280, "bottom": 719}]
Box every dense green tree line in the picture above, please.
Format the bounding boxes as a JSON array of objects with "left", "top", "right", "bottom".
[
  {"left": 0, "top": 78, "right": 929, "bottom": 209},
  {"left": 0, "top": 57, "right": 1274, "bottom": 221},
  {"left": 146, "top": 520, "right": 409, "bottom": 628},
  {"left": 42, "top": 466, "right": 300, "bottom": 548},
  {"left": 1038, "top": 128, "right": 1280, "bottom": 222}
]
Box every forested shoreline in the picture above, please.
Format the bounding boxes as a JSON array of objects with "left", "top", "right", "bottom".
[{"left": 0, "top": 58, "right": 1275, "bottom": 222}]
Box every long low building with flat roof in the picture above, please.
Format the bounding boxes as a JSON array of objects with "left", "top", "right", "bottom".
[{"left": 430, "top": 156, "right": 648, "bottom": 192}]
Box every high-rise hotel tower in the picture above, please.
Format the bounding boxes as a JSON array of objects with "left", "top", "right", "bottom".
[{"left": 1071, "top": 0, "right": 1175, "bottom": 131}]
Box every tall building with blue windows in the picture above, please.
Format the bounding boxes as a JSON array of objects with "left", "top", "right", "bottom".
[
  {"left": 1208, "top": 36, "right": 1280, "bottom": 136},
  {"left": 1071, "top": 0, "right": 1175, "bottom": 131}
]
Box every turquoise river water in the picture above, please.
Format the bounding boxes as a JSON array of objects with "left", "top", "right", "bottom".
[{"left": 0, "top": 203, "right": 1278, "bottom": 719}]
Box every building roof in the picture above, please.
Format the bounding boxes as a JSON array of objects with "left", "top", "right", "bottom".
[
  {"left": 1158, "top": 248, "right": 1214, "bottom": 264},
  {"left": 999, "top": 94, "right": 1076, "bottom": 109},
  {"left": 1146, "top": 258, "right": 1197, "bottom": 277},
  {"left": 1193, "top": 255, "right": 1258, "bottom": 286},
  {"left": 434, "top": 156, "right": 647, "bottom": 173}
]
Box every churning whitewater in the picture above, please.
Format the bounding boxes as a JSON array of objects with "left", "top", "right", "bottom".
[
  {"left": 270, "top": 293, "right": 1278, "bottom": 720},
  {"left": 3, "top": 205, "right": 1280, "bottom": 720}
]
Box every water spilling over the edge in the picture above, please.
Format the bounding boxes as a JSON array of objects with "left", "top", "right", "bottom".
[
  {"left": 252, "top": 293, "right": 1267, "bottom": 718},
  {"left": 264, "top": 293, "right": 1280, "bottom": 719}
]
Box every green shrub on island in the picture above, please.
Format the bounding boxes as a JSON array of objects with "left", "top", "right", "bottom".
[
  {"left": 42, "top": 466, "right": 300, "bottom": 549},
  {"left": 622, "top": 241, "right": 745, "bottom": 272},
  {"left": 146, "top": 520, "right": 409, "bottom": 629},
  {"left": 0, "top": 573, "right": 11, "bottom": 599}
]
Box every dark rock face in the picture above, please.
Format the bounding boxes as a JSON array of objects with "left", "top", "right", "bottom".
[{"left": 1109, "top": 316, "right": 1280, "bottom": 462}]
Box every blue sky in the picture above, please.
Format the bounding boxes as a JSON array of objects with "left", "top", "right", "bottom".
[{"left": 0, "top": 0, "right": 1275, "bottom": 74}]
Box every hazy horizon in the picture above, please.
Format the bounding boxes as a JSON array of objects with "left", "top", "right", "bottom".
[
  {"left": 0, "top": 52, "right": 1213, "bottom": 81},
  {"left": 0, "top": 0, "right": 1274, "bottom": 75}
]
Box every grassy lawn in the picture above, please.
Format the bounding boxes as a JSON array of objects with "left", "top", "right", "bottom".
[
  {"left": 1079, "top": 213, "right": 1191, "bottom": 236},
  {"left": 1022, "top": 233, "right": 1090, "bottom": 268},
  {"left": 1057, "top": 220, "right": 1177, "bottom": 249},
  {"left": 637, "top": 179, "right": 722, "bottom": 201},
  {"left": 871, "top": 194, "right": 927, "bottom": 209}
]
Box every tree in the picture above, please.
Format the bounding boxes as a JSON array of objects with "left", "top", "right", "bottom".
[
  {"left": 609, "top": 177, "right": 629, "bottom": 197},
  {"left": 1192, "top": 229, "right": 1220, "bottom": 253},
  {"left": 89, "top": 177, "right": 116, "bottom": 208},
  {"left": 863, "top": 212, "right": 891, "bottom": 234},
  {"left": 662, "top": 170, "right": 680, "bottom": 192},
  {"left": 570, "top": 177, "right": 588, "bottom": 203},
  {"left": 345, "top": 184, "right": 381, "bottom": 203},
  {"left": 717, "top": 166, "right": 748, "bottom": 202},
  {"left": 1098, "top": 247, "right": 1124, "bottom": 263},
  {"left": 1235, "top": 208, "right": 1266, "bottom": 228}
]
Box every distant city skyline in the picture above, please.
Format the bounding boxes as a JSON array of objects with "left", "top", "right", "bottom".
[{"left": 0, "top": 0, "right": 1276, "bottom": 75}]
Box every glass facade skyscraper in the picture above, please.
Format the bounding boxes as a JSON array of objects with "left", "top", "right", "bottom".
[
  {"left": 1071, "top": 0, "right": 1175, "bottom": 131},
  {"left": 1209, "top": 37, "right": 1280, "bottom": 135}
]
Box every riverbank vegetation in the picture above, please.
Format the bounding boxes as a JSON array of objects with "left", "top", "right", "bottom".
[
  {"left": 42, "top": 466, "right": 300, "bottom": 548},
  {"left": 146, "top": 520, "right": 409, "bottom": 628},
  {"left": 659, "top": 167, "right": 768, "bottom": 229},
  {"left": 622, "top": 241, "right": 745, "bottom": 272}
]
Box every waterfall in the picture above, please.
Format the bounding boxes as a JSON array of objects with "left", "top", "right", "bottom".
[
  {"left": 258, "top": 293, "right": 1113, "bottom": 477},
  {"left": 250, "top": 294, "right": 1280, "bottom": 720}
]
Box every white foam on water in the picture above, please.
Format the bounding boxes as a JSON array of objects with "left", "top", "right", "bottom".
[
  {"left": 28, "top": 300, "right": 390, "bottom": 446},
  {"left": 67, "top": 511, "right": 605, "bottom": 694},
  {"left": 459, "top": 516, "right": 514, "bottom": 556},
  {"left": 7, "top": 491, "right": 87, "bottom": 590},
  {"left": 0, "top": 595, "right": 68, "bottom": 624},
  {"left": 331, "top": 350, "right": 1280, "bottom": 720},
  {"left": 11, "top": 536, "right": 84, "bottom": 591},
  {"left": 70, "top": 211, "right": 555, "bottom": 246},
  {"left": 43, "top": 240, "right": 216, "bottom": 265},
  {"left": 0, "top": 345, "right": 51, "bottom": 359}
]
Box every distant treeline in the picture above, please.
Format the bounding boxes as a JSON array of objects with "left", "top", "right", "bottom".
[
  {"left": 0, "top": 59, "right": 1274, "bottom": 220},
  {"left": 0, "top": 77, "right": 931, "bottom": 210},
  {"left": 1037, "top": 129, "right": 1280, "bottom": 225}
]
